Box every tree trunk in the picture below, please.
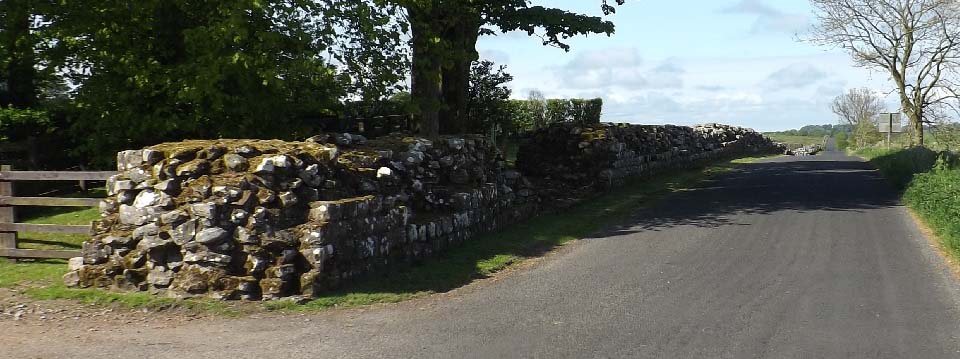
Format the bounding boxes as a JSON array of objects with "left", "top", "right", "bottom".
[
  {"left": 408, "top": 5, "right": 442, "bottom": 139},
  {"left": 912, "top": 111, "right": 924, "bottom": 146},
  {"left": 3, "top": 0, "right": 36, "bottom": 108},
  {"left": 439, "top": 16, "right": 480, "bottom": 134}
]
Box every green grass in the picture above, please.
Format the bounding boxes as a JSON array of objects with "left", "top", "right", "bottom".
[
  {"left": 852, "top": 147, "right": 947, "bottom": 190},
  {"left": 854, "top": 147, "right": 960, "bottom": 268},
  {"left": 2, "top": 154, "right": 779, "bottom": 313}
]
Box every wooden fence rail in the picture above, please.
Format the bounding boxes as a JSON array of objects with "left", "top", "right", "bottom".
[{"left": 0, "top": 165, "right": 113, "bottom": 260}]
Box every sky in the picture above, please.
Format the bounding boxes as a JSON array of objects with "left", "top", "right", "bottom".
[{"left": 475, "top": 0, "right": 895, "bottom": 132}]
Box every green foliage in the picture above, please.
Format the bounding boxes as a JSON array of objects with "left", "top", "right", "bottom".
[
  {"left": 904, "top": 167, "right": 960, "bottom": 261},
  {"left": 0, "top": 106, "right": 52, "bottom": 141},
  {"left": 853, "top": 120, "right": 883, "bottom": 148},
  {"left": 931, "top": 122, "right": 960, "bottom": 151},
  {"left": 467, "top": 60, "right": 514, "bottom": 137},
  {"left": 54, "top": 0, "right": 347, "bottom": 165},
  {"left": 771, "top": 124, "right": 852, "bottom": 138},
  {"left": 508, "top": 97, "right": 603, "bottom": 134},
  {"left": 835, "top": 130, "right": 849, "bottom": 150},
  {"left": 854, "top": 146, "right": 949, "bottom": 190},
  {"left": 859, "top": 147, "right": 960, "bottom": 267},
  {"left": 400, "top": 0, "right": 624, "bottom": 135}
]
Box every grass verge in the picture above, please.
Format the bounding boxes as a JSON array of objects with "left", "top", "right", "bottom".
[
  {"left": 854, "top": 146, "right": 960, "bottom": 268},
  {"left": 2, "top": 154, "right": 779, "bottom": 313}
]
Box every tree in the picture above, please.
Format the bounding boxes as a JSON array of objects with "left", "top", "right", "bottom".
[
  {"left": 810, "top": 0, "right": 960, "bottom": 146},
  {"left": 527, "top": 90, "right": 548, "bottom": 130},
  {"left": 830, "top": 88, "right": 884, "bottom": 148},
  {"left": 399, "top": 0, "right": 625, "bottom": 137},
  {"left": 466, "top": 60, "right": 513, "bottom": 138},
  {"left": 835, "top": 129, "right": 850, "bottom": 150},
  {"left": 0, "top": 0, "right": 66, "bottom": 109},
  {"left": 0, "top": 0, "right": 36, "bottom": 108},
  {"left": 48, "top": 0, "right": 372, "bottom": 163}
]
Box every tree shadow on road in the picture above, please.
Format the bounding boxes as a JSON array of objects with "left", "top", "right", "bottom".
[{"left": 589, "top": 155, "right": 900, "bottom": 239}]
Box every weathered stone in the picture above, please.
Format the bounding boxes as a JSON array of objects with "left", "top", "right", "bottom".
[
  {"left": 190, "top": 202, "right": 218, "bottom": 219},
  {"left": 121, "top": 250, "right": 147, "bottom": 269},
  {"left": 124, "top": 167, "right": 152, "bottom": 184},
  {"left": 200, "top": 145, "right": 227, "bottom": 160},
  {"left": 68, "top": 257, "right": 85, "bottom": 271},
  {"left": 112, "top": 179, "right": 135, "bottom": 193},
  {"left": 279, "top": 191, "right": 298, "bottom": 207},
  {"left": 235, "top": 145, "right": 259, "bottom": 157},
  {"left": 99, "top": 199, "right": 119, "bottom": 216},
  {"left": 225, "top": 210, "right": 246, "bottom": 226},
  {"left": 159, "top": 210, "right": 189, "bottom": 227},
  {"left": 183, "top": 252, "right": 232, "bottom": 265},
  {"left": 195, "top": 227, "right": 228, "bottom": 245},
  {"left": 147, "top": 266, "right": 175, "bottom": 287},
  {"left": 254, "top": 158, "right": 276, "bottom": 174},
  {"left": 132, "top": 190, "right": 162, "bottom": 209},
  {"left": 234, "top": 227, "right": 258, "bottom": 245},
  {"left": 176, "top": 159, "right": 211, "bottom": 178},
  {"left": 117, "top": 150, "right": 144, "bottom": 171},
  {"left": 136, "top": 235, "right": 170, "bottom": 252},
  {"left": 82, "top": 241, "right": 111, "bottom": 265},
  {"left": 143, "top": 149, "right": 165, "bottom": 166},
  {"left": 169, "top": 265, "right": 226, "bottom": 294},
  {"left": 171, "top": 219, "right": 198, "bottom": 245},
  {"left": 154, "top": 179, "right": 181, "bottom": 195},
  {"left": 63, "top": 270, "right": 81, "bottom": 287},
  {"left": 132, "top": 223, "right": 160, "bottom": 240},
  {"left": 223, "top": 153, "right": 248, "bottom": 171}
]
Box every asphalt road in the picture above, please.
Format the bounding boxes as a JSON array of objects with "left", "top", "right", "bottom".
[{"left": 7, "top": 152, "right": 960, "bottom": 358}]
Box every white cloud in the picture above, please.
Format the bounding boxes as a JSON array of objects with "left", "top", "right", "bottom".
[
  {"left": 761, "top": 63, "right": 829, "bottom": 91},
  {"left": 554, "top": 48, "right": 684, "bottom": 90},
  {"left": 720, "top": 0, "right": 810, "bottom": 35}
]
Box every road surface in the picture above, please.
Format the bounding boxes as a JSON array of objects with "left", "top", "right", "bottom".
[{"left": 5, "top": 152, "right": 960, "bottom": 358}]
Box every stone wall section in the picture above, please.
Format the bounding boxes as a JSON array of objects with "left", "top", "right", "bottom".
[
  {"left": 517, "top": 123, "right": 782, "bottom": 190},
  {"left": 66, "top": 123, "right": 779, "bottom": 300}
]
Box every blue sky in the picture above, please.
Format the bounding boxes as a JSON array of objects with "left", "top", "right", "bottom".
[{"left": 475, "top": 0, "right": 894, "bottom": 132}]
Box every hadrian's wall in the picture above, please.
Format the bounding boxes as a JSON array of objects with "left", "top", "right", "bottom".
[
  {"left": 517, "top": 123, "right": 782, "bottom": 193},
  {"left": 65, "top": 123, "right": 781, "bottom": 300}
]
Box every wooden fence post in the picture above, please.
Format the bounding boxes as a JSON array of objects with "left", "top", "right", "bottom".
[{"left": 0, "top": 165, "right": 17, "bottom": 262}]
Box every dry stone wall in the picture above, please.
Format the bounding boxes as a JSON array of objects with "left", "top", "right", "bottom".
[
  {"left": 66, "top": 123, "right": 780, "bottom": 300},
  {"left": 517, "top": 123, "right": 782, "bottom": 191}
]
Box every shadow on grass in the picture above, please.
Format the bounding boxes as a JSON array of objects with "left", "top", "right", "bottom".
[
  {"left": 17, "top": 237, "right": 83, "bottom": 249},
  {"left": 855, "top": 147, "right": 957, "bottom": 191}
]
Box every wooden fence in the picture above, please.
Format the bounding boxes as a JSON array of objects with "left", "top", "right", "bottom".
[{"left": 0, "top": 165, "right": 114, "bottom": 260}]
